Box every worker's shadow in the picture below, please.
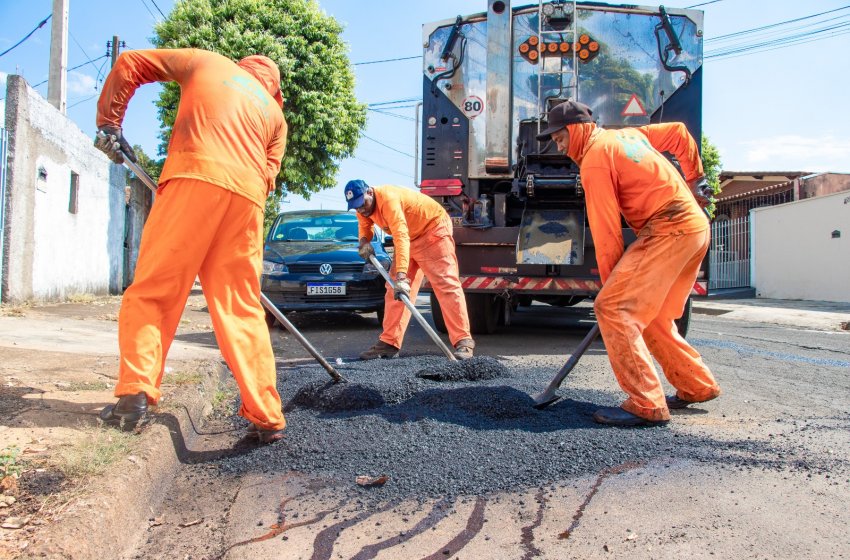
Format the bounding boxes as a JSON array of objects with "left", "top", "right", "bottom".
[{"left": 152, "top": 412, "right": 262, "bottom": 464}]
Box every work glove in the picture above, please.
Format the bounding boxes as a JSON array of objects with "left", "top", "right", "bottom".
[
  {"left": 94, "top": 126, "right": 137, "bottom": 164},
  {"left": 689, "top": 176, "right": 713, "bottom": 209},
  {"left": 358, "top": 241, "right": 375, "bottom": 261},
  {"left": 393, "top": 277, "right": 411, "bottom": 301}
]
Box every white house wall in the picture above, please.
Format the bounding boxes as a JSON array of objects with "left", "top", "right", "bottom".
[
  {"left": 3, "top": 75, "right": 126, "bottom": 302},
  {"left": 751, "top": 190, "right": 850, "bottom": 303}
]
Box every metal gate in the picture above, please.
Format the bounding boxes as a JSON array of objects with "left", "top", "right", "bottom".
[{"left": 709, "top": 215, "right": 750, "bottom": 289}]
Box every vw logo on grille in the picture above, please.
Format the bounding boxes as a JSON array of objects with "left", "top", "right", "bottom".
[{"left": 319, "top": 263, "right": 333, "bottom": 275}]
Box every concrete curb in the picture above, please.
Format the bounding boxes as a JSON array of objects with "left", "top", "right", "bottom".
[{"left": 27, "top": 361, "right": 228, "bottom": 559}]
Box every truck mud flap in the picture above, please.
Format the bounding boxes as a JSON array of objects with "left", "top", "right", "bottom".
[{"left": 516, "top": 209, "right": 585, "bottom": 265}]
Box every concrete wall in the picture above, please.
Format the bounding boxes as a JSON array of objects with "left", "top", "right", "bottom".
[
  {"left": 798, "top": 173, "right": 850, "bottom": 200},
  {"left": 751, "top": 190, "right": 850, "bottom": 303},
  {"left": 3, "top": 75, "right": 127, "bottom": 302}
]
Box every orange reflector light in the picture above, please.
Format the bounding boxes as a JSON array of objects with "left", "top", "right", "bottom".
[
  {"left": 519, "top": 43, "right": 530, "bottom": 53},
  {"left": 589, "top": 41, "right": 599, "bottom": 52},
  {"left": 579, "top": 49, "right": 589, "bottom": 59},
  {"left": 547, "top": 42, "right": 558, "bottom": 53},
  {"left": 560, "top": 42, "right": 571, "bottom": 52},
  {"left": 528, "top": 35, "right": 539, "bottom": 46},
  {"left": 579, "top": 34, "right": 590, "bottom": 45},
  {"left": 529, "top": 50, "right": 539, "bottom": 60}
]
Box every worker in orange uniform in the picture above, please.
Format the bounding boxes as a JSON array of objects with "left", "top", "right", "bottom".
[
  {"left": 344, "top": 180, "right": 475, "bottom": 360},
  {"left": 536, "top": 100, "right": 721, "bottom": 427},
  {"left": 94, "top": 48, "right": 288, "bottom": 443}
]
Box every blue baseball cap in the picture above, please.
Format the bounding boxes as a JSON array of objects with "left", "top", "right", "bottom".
[{"left": 344, "top": 179, "right": 369, "bottom": 210}]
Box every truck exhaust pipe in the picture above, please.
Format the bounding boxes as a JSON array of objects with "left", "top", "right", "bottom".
[{"left": 485, "top": 0, "right": 512, "bottom": 174}]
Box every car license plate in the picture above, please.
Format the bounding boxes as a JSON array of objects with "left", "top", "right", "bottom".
[{"left": 307, "top": 283, "right": 346, "bottom": 296}]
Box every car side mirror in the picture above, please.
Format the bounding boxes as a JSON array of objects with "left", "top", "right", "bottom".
[{"left": 383, "top": 235, "right": 394, "bottom": 248}]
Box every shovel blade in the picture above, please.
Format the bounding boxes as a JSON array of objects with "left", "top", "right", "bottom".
[{"left": 531, "top": 391, "right": 561, "bottom": 410}]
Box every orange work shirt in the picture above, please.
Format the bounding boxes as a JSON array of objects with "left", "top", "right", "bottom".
[
  {"left": 356, "top": 185, "right": 448, "bottom": 274},
  {"left": 97, "top": 48, "right": 287, "bottom": 208},
  {"left": 580, "top": 122, "right": 708, "bottom": 283}
]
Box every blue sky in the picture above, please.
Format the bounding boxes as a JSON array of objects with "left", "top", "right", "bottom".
[{"left": 2, "top": 0, "right": 849, "bottom": 212}]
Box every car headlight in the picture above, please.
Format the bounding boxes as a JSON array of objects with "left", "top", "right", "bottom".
[
  {"left": 363, "top": 257, "right": 391, "bottom": 274},
  {"left": 262, "top": 260, "right": 288, "bottom": 274}
]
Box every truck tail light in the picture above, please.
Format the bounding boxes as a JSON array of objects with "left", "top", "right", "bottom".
[{"left": 420, "top": 179, "right": 463, "bottom": 196}]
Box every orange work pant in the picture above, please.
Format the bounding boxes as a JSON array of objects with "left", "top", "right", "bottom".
[
  {"left": 593, "top": 228, "right": 720, "bottom": 421},
  {"left": 115, "top": 178, "right": 285, "bottom": 431},
  {"left": 379, "top": 218, "right": 472, "bottom": 349}
]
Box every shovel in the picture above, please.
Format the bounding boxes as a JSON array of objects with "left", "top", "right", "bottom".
[
  {"left": 367, "top": 254, "right": 457, "bottom": 361},
  {"left": 531, "top": 323, "right": 600, "bottom": 409},
  {"left": 104, "top": 132, "right": 345, "bottom": 383}
]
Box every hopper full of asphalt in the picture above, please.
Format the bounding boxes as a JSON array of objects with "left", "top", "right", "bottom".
[{"left": 218, "top": 355, "right": 847, "bottom": 500}]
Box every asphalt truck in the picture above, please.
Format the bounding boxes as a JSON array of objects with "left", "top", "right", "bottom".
[{"left": 417, "top": 0, "right": 707, "bottom": 334}]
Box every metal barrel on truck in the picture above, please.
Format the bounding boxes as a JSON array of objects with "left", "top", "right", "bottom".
[{"left": 418, "top": 0, "right": 707, "bottom": 335}]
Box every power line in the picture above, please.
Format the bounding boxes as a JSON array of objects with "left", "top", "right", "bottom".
[
  {"left": 0, "top": 14, "right": 51, "bottom": 58},
  {"left": 361, "top": 134, "right": 414, "bottom": 158},
  {"left": 353, "top": 157, "right": 414, "bottom": 180},
  {"left": 148, "top": 0, "right": 167, "bottom": 18},
  {"left": 69, "top": 31, "right": 99, "bottom": 72},
  {"left": 706, "top": 5, "right": 850, "bottom": 42},
  {"left": 685, "top": 0, "right": 724, "bottom": 8},
  {"left": 367, "top": 108, "right": 416, "bottom": 122},
  {"left": 67, "top": 93, "right": 99, "bottom": 109},
  {"left": 368, "top": 97, "right": 420, "bottom": 107},
  {"left": 30, "top": 54, "right": 110, "bottom": 89},
  {"left": 354, "top": 55, "right": 421, "bottom": 66},
  {"left": 706, "top": 19, "right": 850, "bottom": 58},
  {"left": 137, "top": 0, "right": 159, "bottom": 21}
]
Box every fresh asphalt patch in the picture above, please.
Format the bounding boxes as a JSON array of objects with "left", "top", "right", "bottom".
[{"left": 217, "top": 356, "right": 849, "bottom": 500}]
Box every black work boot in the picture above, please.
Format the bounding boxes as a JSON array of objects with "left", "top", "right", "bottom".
[
  {"left": 359, "top": 340, "right": 399, "bottom": 360},
  {"left": 99, "top": 392, "right": 148, "bottom": 431},
  {"left": 592, "top": 406, "right": 668, "bottom": 427}
]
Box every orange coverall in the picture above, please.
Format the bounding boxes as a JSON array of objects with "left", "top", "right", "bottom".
[
  {"left": 96, "top": 49, "right": 288, "bottom": 430},
  {"left": 567, "top": 122, "right": 721, "bottom": 421},
  {"left": 356, "top": 185, "right": 471, "bottom": 348}
]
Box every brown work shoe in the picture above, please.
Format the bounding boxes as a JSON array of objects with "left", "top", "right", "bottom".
[
  {"left": 666, "top": 394, "right": 718, "bottom": 410},
  {"left": 453, "top": 338, "right": 475, "bottom": 360},
  {"left": 247, "top": 424, "right": 285, "bottom": 444},
  {"left": 360, "top": 340, "right": 399, "bottom": 360},
  {"left": 592, "top": 407, "right": 669, "bottom": 427}
]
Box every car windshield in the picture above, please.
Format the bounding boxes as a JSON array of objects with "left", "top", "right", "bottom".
[{"left": 269, "top": 213, "right": 362, "bottom": 242}]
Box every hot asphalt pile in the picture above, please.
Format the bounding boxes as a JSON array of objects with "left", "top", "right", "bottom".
[{"left": 218, "top": 356, "right": 848, "bottom": 499}]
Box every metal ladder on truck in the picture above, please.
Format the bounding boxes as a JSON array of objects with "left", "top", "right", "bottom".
[{"left": 536, "top": 0, "right": 579, "bottom": 135}]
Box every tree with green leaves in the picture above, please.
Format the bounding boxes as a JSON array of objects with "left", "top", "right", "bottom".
[
  {"left": 701, "top": 134, "right": 722, "bottom": 218},
  {"left": 152, "top": 0, "right": 366, "bottom": 230}
]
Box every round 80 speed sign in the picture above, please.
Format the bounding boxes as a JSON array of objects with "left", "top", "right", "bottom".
[{"left": 461, "top": 95, "right": 484, "bottom": 118}]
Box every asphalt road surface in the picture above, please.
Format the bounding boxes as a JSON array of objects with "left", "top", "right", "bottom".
[{"left": 127, "top": 301, "right": 850, "bottom": 560}]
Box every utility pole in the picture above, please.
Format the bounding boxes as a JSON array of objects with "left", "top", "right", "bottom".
[
  {"left": 47, "top": 0, "right": 69, "bottom": 114},
  {"left": 108, "top": 35, "right": 124, "bottom": 68}
]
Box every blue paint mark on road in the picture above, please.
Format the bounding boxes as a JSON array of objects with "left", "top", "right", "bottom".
[{"left": 691, "top": 338, "right": 850, "bottom": 368}]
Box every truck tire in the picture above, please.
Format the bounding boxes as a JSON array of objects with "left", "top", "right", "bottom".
[
  {"left": 429, "top": 292, "right": 448, "bottom": 334},
  {"left": 675, "top": 296, "right": 693, "bottom": 338},
  {"left": 466, "top": 293, "right": 498, "bottom": 334}
]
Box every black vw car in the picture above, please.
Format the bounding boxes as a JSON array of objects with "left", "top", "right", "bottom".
[{"left": 261, "top": 210, "right": 392, "bottom": 325}]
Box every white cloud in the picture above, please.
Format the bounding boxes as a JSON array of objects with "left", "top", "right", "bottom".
[
  {"left": 67, "top": 71, "right": 97, "bottom": 95},
  {"left": 740, "top": 135, "right": 850, "bottom": 173}
]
